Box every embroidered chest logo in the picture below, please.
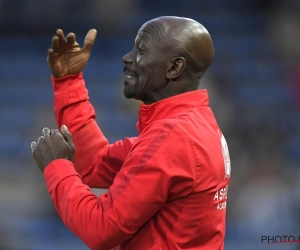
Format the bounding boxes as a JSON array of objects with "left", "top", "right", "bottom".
[{"left": 219, "top": 131, "right": 231, "bottom": 179}]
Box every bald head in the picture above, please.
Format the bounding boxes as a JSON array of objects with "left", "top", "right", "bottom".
[
  {"left": 140, "top": 16, "right": 215, "bottom": 79},
  {"left": 122, "top": 16, "right": 215, "bottom": 103}
]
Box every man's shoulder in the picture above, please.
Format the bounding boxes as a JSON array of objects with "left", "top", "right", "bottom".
[
  {"left": 141, "top": 118, "right": 181, "bottom": 135},
  {"left": 136, "top": 119, "right": 188, "bottom": 148}
]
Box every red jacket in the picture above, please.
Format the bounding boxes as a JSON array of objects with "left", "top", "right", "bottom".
[{"left": 44, "top": 73, "right": 231, "bottom": 250}]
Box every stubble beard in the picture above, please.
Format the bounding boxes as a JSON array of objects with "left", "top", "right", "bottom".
[{"left": 123, "top": 78, "right": 139, "bottom": 99}]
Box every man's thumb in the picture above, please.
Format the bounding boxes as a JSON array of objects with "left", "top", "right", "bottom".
[{"left": 61, "top": 125, "right": 74, "bottom": 148}]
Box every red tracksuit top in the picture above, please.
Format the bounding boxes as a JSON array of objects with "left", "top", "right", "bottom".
[{"left": 44, "top": 73, "right": 231, "bottom": 250}]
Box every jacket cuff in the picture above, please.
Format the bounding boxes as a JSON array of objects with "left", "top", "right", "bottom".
[
  {"left": 44, "top": 159, "right": 80, "bottom": 195},
  {"left": 51, "top": 72, "right": 86, "bottom": 95}
]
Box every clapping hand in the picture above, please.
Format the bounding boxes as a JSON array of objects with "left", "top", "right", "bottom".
[
  {"left": 48, "top": 29, "right": 97, "bottom": 78},
  {"left": 31, "top": 125, "right": 75, "bottom": 172}
]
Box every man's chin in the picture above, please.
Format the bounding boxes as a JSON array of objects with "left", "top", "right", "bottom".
[
  {"left": 123, "top": 87, "right": 136, "bottom": 99},
  {"left": 124, "top": 94, "right": 134, "bottom": 99}
]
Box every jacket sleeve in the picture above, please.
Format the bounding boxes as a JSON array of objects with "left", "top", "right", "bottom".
[
  {"left": 52, "top": 73, "right": 137, "bottom": 188},
  {"left": 43, "top": 121, "right": 196, "bottom": 250}
]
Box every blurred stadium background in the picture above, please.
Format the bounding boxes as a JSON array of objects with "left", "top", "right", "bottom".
[{"left": 0, "top": 0, "right": 300, "bottom": 249}]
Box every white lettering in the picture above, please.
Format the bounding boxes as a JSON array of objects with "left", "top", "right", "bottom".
[
  {"left": 213, "top": 191, "right": 219, "bottom": 200},
  {"left": 213, "top": 186, "right": 228, "bottom": 201},
  {"left": 217, "top": 201, "right": 226, "bottom": 210},
  {"left": 219, "top": 131, "right": 231, "bottom": 179}
]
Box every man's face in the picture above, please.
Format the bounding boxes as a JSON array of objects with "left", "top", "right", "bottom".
[{"left": 122, "top": 23, "right": 170, "bottom": 104}]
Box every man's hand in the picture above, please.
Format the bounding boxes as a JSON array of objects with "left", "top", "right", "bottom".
[
  {"left": 31, "top": 125, "right": 75, "bottom": 173},
  {"left": 48, "top": 29, "right": 97, "bottom": 78}
]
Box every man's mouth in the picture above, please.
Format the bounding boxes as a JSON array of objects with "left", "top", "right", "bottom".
[{"left": 123, "top": 66, "right": 137, "bottom": 79}]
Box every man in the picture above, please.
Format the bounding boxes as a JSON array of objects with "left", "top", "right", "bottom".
[{"left": 31, "top": 16, "right": 231, "bottom": 250}]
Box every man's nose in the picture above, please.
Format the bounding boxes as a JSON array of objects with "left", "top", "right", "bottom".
[{"left": 122, "top": 52, "right": 133, "bottom": 64}]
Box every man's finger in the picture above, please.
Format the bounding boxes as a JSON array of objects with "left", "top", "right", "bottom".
[
  {"left": 83, "top": 29, "right": 97, "bottom": 52},
  {"left": 51, "top": 36, "right": 60, "bottom": 52},
  {"left": 56, "top": 29, "right": 66, "bottom": 46},
  {"left": 66, "top": 32, "right": 76, "bottom": 45},
  {"left": 43, "top": 127, "right": 51, "bottom": 137},
  {"left": 37, "top": 136, "right": 44, "bottom": 145},
  {"left": 31, "top": 141, "right": 37, "bottom": 153},
  {"left": 47, "top": 49, "right": 57, "bottom": 65},
  {"left": 50, "top": 129, "right": 60, "bottom": 135}
]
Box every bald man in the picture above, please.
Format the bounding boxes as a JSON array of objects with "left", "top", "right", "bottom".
[{"left": 32, "top": 16, "right": 231, "bottom": 250}]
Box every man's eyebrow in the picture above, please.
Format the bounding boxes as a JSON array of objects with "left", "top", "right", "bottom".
[
  {"left": 135, "top": 33, "right": 149, "bottom": 47},
  {"left": 137, "top": 32, "right": 148, "bottom": 41}
]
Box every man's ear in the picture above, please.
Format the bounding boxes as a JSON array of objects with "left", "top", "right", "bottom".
[{"left": 166, "top": 57, "right": 186, "bottom": 80}]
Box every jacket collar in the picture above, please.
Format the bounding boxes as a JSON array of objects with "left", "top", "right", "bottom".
[{"left": 136, "top": 90, "right": 209, "bottom": 133}]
